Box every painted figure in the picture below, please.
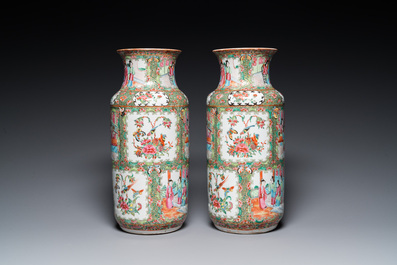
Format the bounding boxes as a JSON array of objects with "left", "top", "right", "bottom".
[
  {"left": 181, "top": 178, "right": 187, "bottom": 206},
  {"left": 259, "top": 171, "right": 269, "bottom": 209},
  {"left": 166, "top": 178, "right": 174, "bottom": 209},
  {"left": 219, "top": 61, "right": 226, "bottom": 87},
  {"left": 224, "top": 60, "right": 231, "bottom": 87},
  {"left": 111, "top": 130, "right": 118, "bottom": 160},
  {"left": 270, "top": 175, "right": 276, "bottom": 206},
  {"left": 126, "top": 59, "right": 134, "bottom": 87},
  {"left": 176, "top": 175, "right": 183, "bottom": 205},
  {"left": 169, "top": 61, "right": 176, "bottom": 86}
]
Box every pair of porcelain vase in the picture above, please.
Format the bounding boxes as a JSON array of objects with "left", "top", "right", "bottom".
[{"left": 110, "top": 48, "right": 285, "bottom": 234}]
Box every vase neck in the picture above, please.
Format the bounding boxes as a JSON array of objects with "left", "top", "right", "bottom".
[
  {"left": 118, "top": 49, "right": 181, "bottom": 90},
  {"left": 214, "top": 48, "right": 277, "bottom": 90}
]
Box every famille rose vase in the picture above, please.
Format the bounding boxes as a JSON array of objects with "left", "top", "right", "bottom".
[
  {"left": 207, "top": 48, "right": 285, "bottom": 234},
  {"left": 110, "top": 48, "right": 189, "bottom": 234}
]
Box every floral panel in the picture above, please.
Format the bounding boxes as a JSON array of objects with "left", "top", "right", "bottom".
[
  {"left": 219, "top": 111, "right": 271, "bottom": 163},
  {"left": 126, "top": 112, "right": 178, "bottom": 162},
  {"left": 113, "top": 170, "right": 149, "bottom": 221},
  {"left": 228, "top": 91, "right": 265, "bottom": 106},
  {"left": 133, "top": 91, "right": 169, "bottom": 106},
  {"left": 208, "top": 168, "right": 239, "bottom": 219}
]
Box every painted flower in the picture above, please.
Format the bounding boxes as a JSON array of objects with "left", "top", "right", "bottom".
[
  {"left": 142, "top": 145, "right": 157, "bottom": 154},
  {"left": 228, "top": 118, "right": 238, "bottom": 126},
  {"left": 163, "top": 120, "right": 172, "bottom": 128},
  {"left": 233, "top": 138, "right": 244, "bottom": 144},
  {"left": 228, "top": 147, "right": 235, "bottom": 155},
  {"left": 135, "top": 149, "right": 142, "bottom": 157},
  {"left": 257, "top": 120, "right": 265, "bottom": 128},
  {"left": 235, "top": 143, "right": 249, "bottom": 153},
  {"left": 120, "top": 201, "right": 129, "bottom": 211},
  {"left": 135, "top": 120, "right": 144, "bottom": 127},
  {"left": 141, "top": 139, "right": 151, "bottom": 145},
  {"left": 212, "top": 199, "right": 220, "bottom": 209},
  {"left": 137, "top": 95, "right": 148, "bottom": 100}
]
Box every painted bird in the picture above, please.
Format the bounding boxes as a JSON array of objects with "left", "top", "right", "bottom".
[
  {"left": 227, "top": 128, "right": 238, "bottom": 140},
  {"left": 249, "top": 134, "right": 259, "bottom": 150},
  {"left": 240, "top": 125, "right": 255, "bottom": 135},
  {"left": 122, "top": 182, "right": 136, "bottom": 194},
  {"left": 215, "top": 175, "right": 229, "bottom": 191},
  {"left": 133, "top": 128, "right": 146, "bottom": 141},
  {"left": 147, "top": 124, "right": 162, "bottom": 136},
  {"left": 158, "top": 134, "right": 166, "bottom": 146}
]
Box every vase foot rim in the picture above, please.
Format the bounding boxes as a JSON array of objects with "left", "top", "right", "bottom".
[
  {"left": 120, "top": 225, "right": 183, "bottom": 235},
  {"left": 214, "top": 224, "right": 278, "bottom": 234}
]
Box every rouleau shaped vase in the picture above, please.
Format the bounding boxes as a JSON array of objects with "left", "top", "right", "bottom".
[
  {"left": 207, "top": 48, "right": 285, "bottom": 234},
  {"left": 110, "top": 48, "right": 189, "bottom": 234}
]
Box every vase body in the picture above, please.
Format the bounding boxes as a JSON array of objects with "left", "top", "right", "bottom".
[
  {"left": 207, "top": 48, "right": 284, "bottom": 234},
  {"left": 111, "top": 48, "right": 189, "bottom": 234}
]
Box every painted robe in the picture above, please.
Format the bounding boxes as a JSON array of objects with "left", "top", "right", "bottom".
[
  {"left": 166, "top": 185, "right": 174, "bottom": 209},
  {"left": 176, "top": 180, "right": 183, "bottom": 205},
  {"left": 182, "top": 183, "right": 187, "bottom": 206},
  {"left": 259, "top": 184, "right": 268, "bottom": 209},
  {"left": 270, "top": 182, "right": 276, "bottom": 206}
]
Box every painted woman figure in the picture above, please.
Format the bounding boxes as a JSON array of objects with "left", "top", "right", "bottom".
[
  {"left": 224, "top": 60, "right": 231, "bottom": 87},
  {"left": 176, "top": 175, "right": 183, "bottom": 205},
  {"left": 219, "top": 61, "right": 226, "bottom": 87},
  {"left": 111, "top": 129, "right": 118, "bottom": 160},
  {"left": 181, "top": 178, "right": 187, "bottom": 206},
  {"left": 275, "top": 180, "right": 281, "bottom": 207},
  {"left": 270, "top": 176, "right": 276, "bottom": 206},
  {"left": 169, "top": 61, "right": 176, "bottom": 86},
  {"left": 127, "top": 59, "right": 134, "bottom": 87},
  {"left": 166, "top": 179, "right": 174, "bottom": 209},
  {"left": 259, "top": 178, "right": 268, "bottom": 209},
  {"left": 262, "top": 57, "right": 269, "bottom": 84}
]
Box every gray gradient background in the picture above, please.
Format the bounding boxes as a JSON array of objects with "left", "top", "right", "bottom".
[{"left": 1, "top": 2, "right": 397, "bottom": 264}]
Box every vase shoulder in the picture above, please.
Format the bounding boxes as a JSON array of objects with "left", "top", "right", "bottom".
[
  {"left": 111, "top": 86, "right": 188, "bottom": 107},
  {"left": 207, "top": 87, "right": 284, "bottom": 107}
]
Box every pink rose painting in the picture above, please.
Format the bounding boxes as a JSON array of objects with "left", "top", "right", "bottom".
[{"left": 143, "top": 145, "right": 157, "bottom": 154}]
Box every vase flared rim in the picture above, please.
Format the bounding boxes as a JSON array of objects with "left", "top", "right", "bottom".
[
  {"left": 213, "top": 47, "right": 277, "bottom": 53},
  {"left": 117, "top": 48, "right": 181, "bottom": 53}
]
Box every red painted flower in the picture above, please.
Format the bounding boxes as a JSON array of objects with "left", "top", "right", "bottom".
[
  {"left": 141, "top": 139, "right": 151, "bottom": 145},
  {"left": 143, "top": 145, "right": 157, "bottom": 154},
  {"left": 163, "top": 121, "right": 172, "bottom": 128},
  {"left": 228, "top": 147, "right": 235, "bottom": 155},
  {"left": 257, "top": 120, "right": 265, "bottom": 128},
  {"left": 120, "top": 201, "right": 129, "bottom": 211},
  {"left": 212, "top": 199, "right": 220, "bottom": 209},
  {"left": 235, "top": 143, "right": 249, "bottom": 153}
]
